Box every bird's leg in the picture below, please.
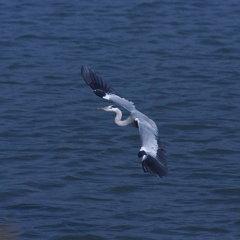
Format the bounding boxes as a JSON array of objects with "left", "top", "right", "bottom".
[{"left": 159, "top": 146, "right": 166, "bottom": 153}]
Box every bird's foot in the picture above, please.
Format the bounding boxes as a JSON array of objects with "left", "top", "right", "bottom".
[{"left": 159, "top": 146, "right": 166, "bottom": 153}]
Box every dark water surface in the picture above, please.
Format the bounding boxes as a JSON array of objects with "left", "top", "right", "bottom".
[{"left": 1, "top": 0, "right": 240, "bottom": 239}]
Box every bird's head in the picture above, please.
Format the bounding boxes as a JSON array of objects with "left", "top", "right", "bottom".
[{"left": 98, "top": 105, "right": 118, "bottom": 112}]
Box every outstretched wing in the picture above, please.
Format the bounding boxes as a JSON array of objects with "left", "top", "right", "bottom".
[
  {"left": 136, "top": 118, "right": 168, "bottom": 178},
  {"left": 81, "top": 66, "right": 136, "bottom": 112}
]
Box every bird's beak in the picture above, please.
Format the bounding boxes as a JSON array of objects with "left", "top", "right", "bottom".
[{"left": 98, "top": 107, "right": 106, "bottom": 110}]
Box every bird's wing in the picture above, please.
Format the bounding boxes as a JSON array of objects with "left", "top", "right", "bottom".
[
  {"left": 136, "top": 118, "right": 168, "bottom": 178},
  {"left": 81, "top": 66, "right": 136, "bottom": 112}
]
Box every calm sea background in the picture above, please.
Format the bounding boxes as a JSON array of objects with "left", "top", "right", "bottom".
[{"left": 1, "top": 0, "right": 240, "bottom": 239}]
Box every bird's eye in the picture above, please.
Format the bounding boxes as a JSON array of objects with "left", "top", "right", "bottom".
[{"left": 110, "top": 106, "right": 112, "bottom": 109}]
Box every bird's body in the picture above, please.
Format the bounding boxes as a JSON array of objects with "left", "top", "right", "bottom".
[{"left": 81, "top": 66, "right": 168, "bottom": 178}]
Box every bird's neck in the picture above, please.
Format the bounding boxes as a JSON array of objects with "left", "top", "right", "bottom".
[{"left": 114, "top": 109, "right": 130, "bottom": 127}]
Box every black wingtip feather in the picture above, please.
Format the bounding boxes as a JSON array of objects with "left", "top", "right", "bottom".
[
  {"left": 81, "top": 65, "right": 119, "bottom": 97},
  {"left": 94, "top": 89, "right": 106, "bottom": 98},
  {"left": 142, "top": 155, "right": 168, "bottom": 178}
]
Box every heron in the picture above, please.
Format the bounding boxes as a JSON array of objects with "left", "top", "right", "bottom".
[{"left": 81, "top": 66, "right": 168, "bottom": 178}]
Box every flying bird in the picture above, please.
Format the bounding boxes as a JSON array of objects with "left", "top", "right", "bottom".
[{"left": 81, "top": 66, "right": 168, "bottom": 178}]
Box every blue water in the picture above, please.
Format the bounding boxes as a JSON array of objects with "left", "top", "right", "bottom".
[{"left": 1, "top": 0, "right": 240, "bottom": 239}]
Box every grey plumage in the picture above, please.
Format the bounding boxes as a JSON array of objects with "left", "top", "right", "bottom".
[{"left": 81, "top": 65, "right": 168, "bottom": 178}]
